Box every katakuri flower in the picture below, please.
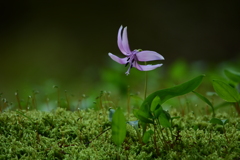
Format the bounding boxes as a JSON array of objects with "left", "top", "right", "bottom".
[{"left": 108, "top": 25, "right": 164, "bottom": 75}]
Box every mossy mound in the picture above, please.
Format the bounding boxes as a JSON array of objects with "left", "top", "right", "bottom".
[{"left": 0, "top": 108, "right": 239, "bottom": 159}]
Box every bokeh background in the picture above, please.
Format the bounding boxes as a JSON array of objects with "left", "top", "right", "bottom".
[{"left": 1, "top": 1, "right": 240, "bottom": 102}]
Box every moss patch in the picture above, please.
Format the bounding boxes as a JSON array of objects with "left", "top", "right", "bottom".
[{"left": 0, "top": 108, "right": 239, "bottom": 159}]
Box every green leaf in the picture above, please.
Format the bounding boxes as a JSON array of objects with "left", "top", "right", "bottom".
[
  {"left": 212, "top": 79, "right": 240, "bottom": 102},
  {"left": 140, "top": 75, "right": 204, "bottom": 112},
  {"left": 192, "top": 91, "right": 215, "bottom": 117},
  {"left": 142, "top": 129, "right": 154, "bottom": 143},
  {"left": 209, "top": 118, "right": 223, "bottom": 125},
  {"left": 159, "top": 110, "right": 171, "bottom": 128},
  {"left": 133, "top": 110, "right": 154, "bottom": 124},
  {"left": 193, "top": 125, "right": 198, "bottom": 131},
  {"left": 224, "top": 70, "right": 240, "bottom": 83},
  {"left": 111, "top": 108, "right": 126, "bottom": 146},
  {"left": 221, "top": 119, "right": 229, "bottom": 125},
  {"left": 150, "top": 96, "right": 161, "bottom": 112},
  {"left": 171, "top": 116, "right": 180, "bottom": 120},
  {"left": 153, "top": 105, "right": 163, "bottom": 119},
  {"left": 192, "top": 91, "right": 213, "bottom": 108}
]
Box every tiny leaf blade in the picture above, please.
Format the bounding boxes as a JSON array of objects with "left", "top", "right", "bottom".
[
  {"left": 159, "top": 110, "right": 171, "bottom": 128},
  {"left": 150, "top": 96, "right": 160, "bottom": 112},
  {"left": 111, "top": 108, "right": 126, "bottom": 146},
  {"left": 209, "top": 118, "right": 223, "bottom": 125},
  {"left": 192, "top": 91, "right": 215, "bottom": 117},
  {"left": 142, "top": 129, "right": 154, "bottom": 144},
  {"left": 224, "top": 70, "right": 240, "bottom": 83},
  {"left": 133, "top": 110, "right": 154, "bottom": 124},
  {"left": 127, "top": 120, "right": 139, "bottom": 130},
  {"left": 212, "top": 79, "right": 240, "bottom": 102},
  {"left": 153, "top": 105, "right": 163, "bottom": 119},
  {"left": 192, "top": 91, "right": 213, "bottom": 108},
  {"left": 221, "top": 119, "right": 229, "bottom": 125}
]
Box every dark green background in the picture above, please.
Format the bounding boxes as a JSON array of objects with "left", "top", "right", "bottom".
[{"left": 1, "top": 1, "right": 240, "bottom": 99}]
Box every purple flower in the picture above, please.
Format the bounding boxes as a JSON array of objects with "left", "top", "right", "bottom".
[{"left": 108, "top": 25, "right": 164, "bottom": 75}]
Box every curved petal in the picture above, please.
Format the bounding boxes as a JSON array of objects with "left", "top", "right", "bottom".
[
  {"left": 108, "top": 53, "right": 128, "bottom": 64},
  {"left": 136, "top": 51, "right": 164, "bottom": 62},
  {"left": 121, "top": 27, "right": 132, "bottom": 55},
  {"left": 117, "top": 26, "right": 128, "bottom": 55},
  {"left": 134, "top": 63, "right": 163, "bottom": 71}
]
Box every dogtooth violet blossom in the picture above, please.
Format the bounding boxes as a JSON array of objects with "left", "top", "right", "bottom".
[{"left": 108, "top": 25, "right": 164, "bottom": 75}]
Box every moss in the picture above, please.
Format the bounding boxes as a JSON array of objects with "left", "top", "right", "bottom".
[{"left": 0, "top": 108, "right": 240, "bottom": 159}]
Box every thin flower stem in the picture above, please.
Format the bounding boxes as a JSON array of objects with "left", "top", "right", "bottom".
[
  {"left": 144, "top": 62, "right": 148, "bottom": 99},
  {"left": 15, "top": 91, "right": 22, "bottom": 110},
  {"left": 127, "top": 86, "right": 131, "bottom": 119}
]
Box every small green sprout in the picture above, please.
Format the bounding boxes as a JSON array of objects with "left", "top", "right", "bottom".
[
  {"left": 111, "top": 108, "right": 126, "bottom": 146},
  {"left": 209, "top": 118, "right": 229, "bottom": 142}
]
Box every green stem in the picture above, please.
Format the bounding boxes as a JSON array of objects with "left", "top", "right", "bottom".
[
  {"left": 235, "top": 102, "right": 240, "bottom": 115},
  {"left": 144, "top": 62, "right": 148, "bottom": 99},
  {"left": 153, "top": 124, "right": 160, "bottom": 156}
]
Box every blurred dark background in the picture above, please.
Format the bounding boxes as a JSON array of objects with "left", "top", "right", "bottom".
[{"left": 1, "top": 1, "right": 240, "bottom": 100}]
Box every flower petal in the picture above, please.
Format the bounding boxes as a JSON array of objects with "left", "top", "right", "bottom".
[
  {"left": 134, "top": 63, "right": 163, "bottom": 71},
  {"left": 121, "top": 27, "right": 132, "bottom": 54},
  {"left": 136, "top": 51, "right": 164, "bottom": 62},
  {"left": 108, "top": 53, "right": 128, "bottom": 64},
  {"left": 117, "top": 26, "right": 128, "bottom": 55}
]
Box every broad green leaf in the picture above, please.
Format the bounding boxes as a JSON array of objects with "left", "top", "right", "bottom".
[
  {"left": 133, "top": 110, "right": 154, "bottom": 124},
  {"left": 159, "top": 110, "right": 171, "bottom": 128},
  {"left": 140, "top": 75, "right": 204, "bottom": 112},
  {"left": 224, "top": 70, "right": 240, "bottom": 83},
  {"left": 111, "top": 108, "right": 126, "bottom": 146},
  {"left": 150, "top": 96, "right": 160, "bottom": 112},
  {"left": 209, "top": 118, "right": 223, "bottom": 125},
  {"left": 192, "top": 91, "right": 215, "bottom": 117},
  {"left": 142, "top": 129, "right": 154, "bottom": 143},
  {"left": 212, "top": 79, "right": 240, "bottom": 102}
]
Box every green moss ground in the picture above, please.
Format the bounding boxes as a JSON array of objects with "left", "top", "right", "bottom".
[{"left": 0, "top": 108, "right": 239, "bottom": 159}]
